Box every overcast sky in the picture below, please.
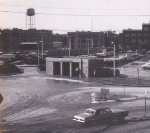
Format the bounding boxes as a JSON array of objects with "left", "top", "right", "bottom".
[{"left": 0, "top": 0, "right": 150, "bottom": 33}]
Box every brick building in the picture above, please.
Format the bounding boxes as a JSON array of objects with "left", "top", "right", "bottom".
[
  {"left": 0, "top": 28, "right": 53, "bottom": 52},
  {"left": 67, "top": 31, "right": 105, "bottom": 49},
  {"left": 123, "top": 23, "right": 150, "bottom": 50},
  {"left": 52, "top": 34, "right": 67, "bottom": 49}
]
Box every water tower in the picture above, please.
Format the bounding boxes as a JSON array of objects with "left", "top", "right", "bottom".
[{"left": 26, "top": 8, "right": 36, "bottom": 29}]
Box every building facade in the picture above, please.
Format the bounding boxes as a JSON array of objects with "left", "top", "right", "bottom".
[
  {"left": 142, "top": 23, "right": 150, "bottom": 49},
  {"left": 123, "top": 23, "right": 150, "bottom": 50},
  {"left": 0, "top": 28, "right": 53, "bottom": 52},
  {"left": 46, "top": 57, "right": 104, "bottom": 78},
  {"left": 67, "top": 31, "right": 105, "bottom": 49},
  {"left": 52, "top": 34, "right": 67, "bottom": 49}
]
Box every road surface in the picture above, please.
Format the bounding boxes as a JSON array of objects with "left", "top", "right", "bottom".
[{"left": 0, "top": 67, "right": 150, "bottom": 133}]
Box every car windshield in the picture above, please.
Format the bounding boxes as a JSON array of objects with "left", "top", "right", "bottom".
[{"left": 85, "top": 109, "right": 96, "bottom": 115}]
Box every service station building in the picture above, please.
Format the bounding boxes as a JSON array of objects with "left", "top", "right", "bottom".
[{"left": 46, "top": 57, "right": 104, "bottom": 78}]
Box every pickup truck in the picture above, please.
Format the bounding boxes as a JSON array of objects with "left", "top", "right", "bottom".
[{"left": 73, "top": 107, "right": 129, "bottom": 123}]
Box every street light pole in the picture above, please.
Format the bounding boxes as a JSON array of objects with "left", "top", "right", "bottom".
[
  {"left": 38, "top": 42, "right": 39, "bottom": 66},
  {"left": 86, "top": 39, "right": 90, "bottom": 56},
  {"left": 41, "top": 34, "right": 44, "bottom": 58},
  {"left": 68, "top": 36, "right": 71, "bottom": 57},
  {"left": 112, "top": 42, "right": 116, "bottom": 77},
  {"left": 88, "top": 41, "right": 89, "bottom": 56}
]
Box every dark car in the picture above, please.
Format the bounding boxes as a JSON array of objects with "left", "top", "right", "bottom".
[
  {"left": 94, "top": 67, "right": 120, "bottom": 77},
  {"left": 73, "top": 107, "right": 128, "bottom": 123}
]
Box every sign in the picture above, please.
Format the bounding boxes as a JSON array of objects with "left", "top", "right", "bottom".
[
  {"left": 91, "top": 88, "right": 110, "bottom": 103},
  {"left": 91, "top": 92, "right": 101, "bottom": 103},
  {"left": 101, "top": 88, "right": 109, "bottom": 101}
]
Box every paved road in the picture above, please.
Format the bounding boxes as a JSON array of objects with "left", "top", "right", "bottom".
[{"left": 0, "top": 67, "right": 150, "bottom": 133}]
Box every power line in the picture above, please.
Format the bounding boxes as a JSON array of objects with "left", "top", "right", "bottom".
[
  {"left": 0, "top": 10, "right": 24, "bottom": 14},
  {"left": 37, "top": 12, "right": 150, "bottom": 17},
  {"left": 0, "top": 3, "right": 77, "bottom": 10},
  {"left": 0, "top": 10, "right": 150, "bottom": 17},
  {"left": 0, "top": 3, "right": 150, "bottom": 11}
]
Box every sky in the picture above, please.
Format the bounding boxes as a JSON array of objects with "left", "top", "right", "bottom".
[{"left": 0, "top": 0, "right": 150, "bottom": 33}]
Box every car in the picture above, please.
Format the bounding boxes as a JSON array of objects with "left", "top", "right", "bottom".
[
  {"left": 142, "top": 62, "right": 150, "bottom": 70},
  {"left": 146, "top": 51, "right": 150, "bottom": 54},
  {"left": 93, "top": 67, "right": 120, "bottom": 77},
  {"left": 96, "top": 52, "right": 107, "bottom": 57},
  {"left": 73, "top": 107, "right": 129, "bottom": 123}
]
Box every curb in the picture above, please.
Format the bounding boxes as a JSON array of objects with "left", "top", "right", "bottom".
[
  {"left": 125, "top": 116, "right": 150, "bottom": 122},
  {"left": 92, "top": 97, "right": 138, "bottom": 104}
]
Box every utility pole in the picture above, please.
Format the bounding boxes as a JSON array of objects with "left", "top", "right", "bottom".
[
  {"left": 91, "top": 39, "right": 94, "bottom": 48},
  {"left": 37, "top": 42, "right": 39, "bottom": 66},
  {"left": 88, "top": 40, "right": 89, "bottom": 56},
  {"left": 41, "top": 34, "right": 44, "bottom": 58},
  {"left": 86, "top": 39, "right": 90, "bottom": 56},
  {"left": 68, "top": 36, "right": 71, "bottom": 57},
  {"left": 112, "top": 42, "right": 116, "bottom": 77}
]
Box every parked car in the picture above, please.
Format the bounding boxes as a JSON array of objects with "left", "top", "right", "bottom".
[
  {"left": 73, "top": 107, "right": 129, "bottom": 123},
  {"left": 142, "top": 62, "right": 150, "bottom": 70},
  {"left": 94, "top": 67, "right": 120, "bottom": 77},
  {"left": 146, "top": 51, "right": 150, "bottom": 54},
  {"left": 96, "top": 52, "right": 107, "bottom": 57}
]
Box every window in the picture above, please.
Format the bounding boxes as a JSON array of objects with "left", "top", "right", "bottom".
[
  {"left": 86, "top": 109, "right": 96, "bottom": 115},
  {"left": 124, "top": 33, "right": 130, "bottom": 37},
  {"left": 81, "top": 39, "right": 86, "bottom": 43},
  {"left": 125, "top": 39, "right": 130, "bottom": 44},
  {"left": 131, "top": 39, "right": 136, "bottom": 43},
  {"left": 137, "top": 33, "right": 142, "bottom": 37},
  {"left": 131, "top": 33, "right": 136, "bottom": 37},
  {"left": 144, "top": 33, "right": 150, "bottom": 37},
  {"left": 137, "top": 39, "right": 142, "bottom": 43},
  {"left": 143, "top": 26, "right": 149, "bottom": 31},
  {"left": 93, "top": 44, "right": 98, "bottom": 48},
  {"left": 144, "top": 39, "right": 149, "bottom": 44}
]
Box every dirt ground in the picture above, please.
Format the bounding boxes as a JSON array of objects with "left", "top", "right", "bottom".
[{"left": 0, "top": 67, "right": 150, "bottom": 133}]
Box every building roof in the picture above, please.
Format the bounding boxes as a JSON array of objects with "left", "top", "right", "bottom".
[
  {"left": 123, "top": 29, "right": 142, "bottom": 32},
  {"left": 143, "top": 23, "right": 150, "bottom": 26}
]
